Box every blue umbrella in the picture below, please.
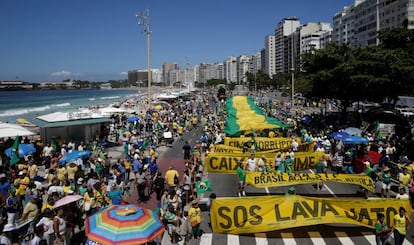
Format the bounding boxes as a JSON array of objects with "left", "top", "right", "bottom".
[
  {"left": 58, "top": 150, "right": 91, "bottom": 165},
  {"left": 344, "top": 127, "right": 362, "bottom": 136},
  {"left": 330, "top": 131, "right": 350, "bottom": 140},
  {"left": 5, "top": 144, "right": 36, "bottom": 158},
  {"left": 127, "top": 115, "right": 140, "bottom": 123},
  {"left": 343, "top": 135, "right": 369, "bottom": 145},
  {"left": 300, "top": 115, "right": 312, "bottom": 124}
]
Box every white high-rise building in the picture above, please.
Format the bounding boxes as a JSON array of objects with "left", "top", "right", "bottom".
[
  {"left": 275, "top": 17, "right": 301, "bottom": 74},
  {"left": 237, "top": 55, "right": 253, "bottom": 84},
  {"left": 264, "top": 35, "right": 276, "bottom": 76},
  {"left": 223, "top": 56, "right": 238, "bottom": 84},
  {"left": 333, "top": 0, "right": 414, "bottom": 47},
  {"left": 299, "top": 22, "right": 332, "bottom": 54},
  {"left": 252, "top": 51, "right": 262, "bottom": 76}
]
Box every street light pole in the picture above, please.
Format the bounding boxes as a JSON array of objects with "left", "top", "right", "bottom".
[
  {"left": 136, "top": 9, "right": 152, "bottom": 109},
  {"left": 291, "top": 24, "right": 295, "bottom": 108}
]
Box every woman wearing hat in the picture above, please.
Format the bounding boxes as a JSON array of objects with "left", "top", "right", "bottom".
[{"left": 188, "top": 199, "right": 202, "bottom": 240}]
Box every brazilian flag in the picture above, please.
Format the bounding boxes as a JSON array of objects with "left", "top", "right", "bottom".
[
  {"left": 195, "top": 180, "right": 212, "bottom": 194},
  {"left": 10, "top": 136, "right": 20, "bottom": 165}
]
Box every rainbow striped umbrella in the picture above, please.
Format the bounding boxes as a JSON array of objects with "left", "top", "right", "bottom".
[{"left": 85, "top": 205, "right": 164, "bottom": 245}]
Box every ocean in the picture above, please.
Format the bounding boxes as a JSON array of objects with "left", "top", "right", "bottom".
[{"left": 0, "top": 89, "right": 143, "bottom": 123}]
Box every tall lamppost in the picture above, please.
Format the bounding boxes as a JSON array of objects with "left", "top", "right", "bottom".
[
  {"left": 136, "top": 9, "right": 152, "bottom": 109},
  {"left": 291, "top": 24, "right": 295, "bottom": 108}
]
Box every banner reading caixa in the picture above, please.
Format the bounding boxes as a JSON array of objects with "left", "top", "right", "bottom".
[
  {"left": 245, "top": 172, "right": 374, "bottom": 192},
  {"left": 205, "top": 151, "right": 326, "bottom": 174},
  {"left": 215, "top": 142, "right": 314, "bottom": 154},
  {"left": 211, "top": 195, "right": 411, "bottom": 234},
  {"left": 223, "top": 137, "right": 300, "bottom": 151}
]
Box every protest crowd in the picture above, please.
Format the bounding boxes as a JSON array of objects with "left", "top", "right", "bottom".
[{"left": 0, "top": 88, "right": 413, "bottom": 245}]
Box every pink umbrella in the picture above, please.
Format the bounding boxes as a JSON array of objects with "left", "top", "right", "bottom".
[{"left": 54, "top": 195, "right": 83, "bottom": 208}]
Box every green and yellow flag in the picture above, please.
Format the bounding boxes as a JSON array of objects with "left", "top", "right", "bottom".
[
  {"left": 10, "top": 136, "right": 20, "bottom": 165},
  {"left": 224, "top": 96, "right": 291, "bottom": 136}
]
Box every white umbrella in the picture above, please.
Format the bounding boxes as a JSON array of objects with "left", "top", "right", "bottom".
[{"left": 0, "top": 123, "right": 36, "bottom": 138}]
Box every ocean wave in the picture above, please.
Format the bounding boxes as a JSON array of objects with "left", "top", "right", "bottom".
[
  {"left": 0, "top": 102, "right": 71, "bottom": 117},
  {"left": 100, "top": 96, "right": 120, "bottom": 100},
  {"left": 54, "top": 102, "right": 71, "bottom": 107}
]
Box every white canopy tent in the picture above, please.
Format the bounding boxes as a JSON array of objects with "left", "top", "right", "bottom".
[{"left": 0, "top": 123, "right": 37, "bottom": 138}]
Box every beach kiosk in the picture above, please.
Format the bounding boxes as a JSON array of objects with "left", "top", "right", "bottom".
[{"left": 32, "top": 110, "right": 112, "bottom": 144}]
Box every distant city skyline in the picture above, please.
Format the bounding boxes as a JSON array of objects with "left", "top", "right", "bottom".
[{"left": 0, "top": 0, "right": 354, "bottom": 82}]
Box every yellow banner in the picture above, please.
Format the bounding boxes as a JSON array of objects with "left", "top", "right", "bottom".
[
  {"left": 224, "top": 137, "right": 300, "bottom": 151},
  {"left": 211, "top": 195, "right": 411, "bottom": 234},
  {"left": 245, "top": 172, "right": 374, "bottom": 192},
  {"left": 205, "top": 151, "right": 326, "bottom": 174},
  {"left": 215, "top": 142, "right": 314, "bottom": 154}
]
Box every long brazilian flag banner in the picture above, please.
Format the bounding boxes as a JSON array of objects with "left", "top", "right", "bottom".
[
  {"left": 211, "top": 195, "right": 410, "bottom": 234},
  {"left": 224, "top": 96, "right": 291, "bottom": 136}
]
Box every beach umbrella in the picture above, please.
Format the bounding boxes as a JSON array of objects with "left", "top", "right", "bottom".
[
  {"left": 342, "top": 135, "right": 369, "bottom": 145},
  {"left": 5, "top": 143, "right": 36, "bottom": 159},
  {"left": 126, "top": 115, "right": 140, "bottom": 123},
  {"left": 58, "top": 150, "right": 91, "bottom": 165},
  {"left": 344, "top": 127, "right": 363, "bottom": 136},
  {"left": 300, "top": 115, "right": 312, "bottom": 124},
  {"left": 85, "top": 205, "right": 164, "bottom": 245},
  {"left": 330, "top": 131, "right": 350, "bottom": 140},
  {"left": 54, "top": 195, "right": 83, "bottom": 208}
]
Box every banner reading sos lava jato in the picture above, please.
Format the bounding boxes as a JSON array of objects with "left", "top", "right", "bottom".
[{"left": 211, "top": 195, "right": 410, "bottom": 234}]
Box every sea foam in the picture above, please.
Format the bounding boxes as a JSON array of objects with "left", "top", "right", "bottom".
[{"left": 0, "top": 102, "right": 71, "bottom": 117}]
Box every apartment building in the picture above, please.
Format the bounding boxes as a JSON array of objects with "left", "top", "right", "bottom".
[
  {"left": 264, "top": 35, "right": 276, "bottom": 77},
  {"left": 223, "top": 56, "right": 238, "bottom": 84},
  {"left": 333, "top": 0, "right": 414, "bottom": 47},
  {"left": 275, "top": 17, "right": 301, "bottom": 74}
]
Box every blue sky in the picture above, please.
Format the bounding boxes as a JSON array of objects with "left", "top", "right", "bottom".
[{"left": 0, "top": 0, "right": 354, "bottom": 82}]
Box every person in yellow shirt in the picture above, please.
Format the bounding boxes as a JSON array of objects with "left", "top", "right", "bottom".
[
  {"left": 66, "top": 162, "right": 78, "bottom": 184},
  {"left": 393, "top": 206, "right": 411, "bottom": 245},
  {"left": 62, "top": 180, "right": 74, "bottom": 195},
  {"left": 14, "top": 171, "right": 29, "bottom": 199},
  {"left": 164, "top": 166, "right": 179, "bottom": 191},
  {"left": 41, "top": 197, "right": 55, "bottom": 213},
  {"left": 188, "top": 199, "right": 202, "bottom": 240},
  {"left": 398, "top": 168, "right": 411, "bottom": 194},
  {"left": 27, "top": 161, "right": 38, "bottom": 180},
  {"left": 56, "top": 165, "right": 67, "bottom": 182},
  {"left": 172, "top": 121, "right": 178, "bottom": 137},
  {"left": 150, "top": 146, "right": 156, "bottom": 163},
  {"left": 191, "top": 116, "right": 198, "bottom": 129},
  {"left": 177, "top": 126, "right": 184, "bottom": 141}
]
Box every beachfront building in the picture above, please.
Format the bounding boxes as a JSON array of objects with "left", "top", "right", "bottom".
[
  {"left": 333, "top": 0, "right": 414, "bottom": 47},
  {"left": 162, "top": 62, "right": 179, "bottom": 87},
  {"left": 32, "top": 111, "right": 112, "bottom": 144},
  {"left": 265, "top": 17, "right": 331, "bottom": 75},
  {"left": 197, "top": 62, "right": 224, "bottom": 85},
  {"left": 275, "top": 17, "right": 301, "bottom": 74},
  {"left": 252, "top": 51, "right": 262, "bottom": 77},
  {"left": 299, "top": 22, "right": 332, "bottom": 53},
  {"left": 223, "top": 56, "right": 238, "bottom": 84},
  {"left": 264, "top": 35, "right": 276, "bottom": 77},
  {"left": 237, "top": 55, "right": 254, "bottom": 84}
]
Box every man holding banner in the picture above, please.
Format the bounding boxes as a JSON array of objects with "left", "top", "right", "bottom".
[
  {"left": 236, "top": 162, "right": 246, "bottom": 197},
  {"left": 315, "top": 156, "right": 328, "bottom": 191}
]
